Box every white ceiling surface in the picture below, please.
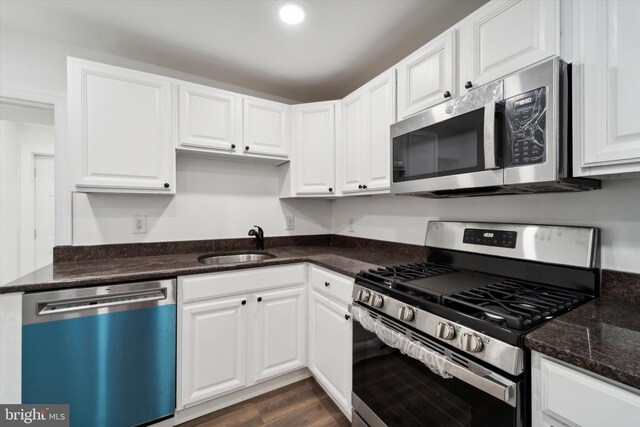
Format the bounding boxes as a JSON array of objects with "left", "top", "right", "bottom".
[{"left": 0, "top": 0, "right": 487, "bottom": 102}]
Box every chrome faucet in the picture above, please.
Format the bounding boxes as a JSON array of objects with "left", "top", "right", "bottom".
[{"left": 248, "top": 226, "right": 264, "bottom": 250}]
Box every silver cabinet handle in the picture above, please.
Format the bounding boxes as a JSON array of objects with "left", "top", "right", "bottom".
[{"left": 37, "top": 288, "right": 167, "bottom": 315}]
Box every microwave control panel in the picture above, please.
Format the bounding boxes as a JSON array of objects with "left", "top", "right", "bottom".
[{"left": 504, "top": 87, "right": 546, "bottom": 168}]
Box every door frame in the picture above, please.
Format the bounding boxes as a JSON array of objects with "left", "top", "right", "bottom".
[{"left": 30, "top": 153, "right": 55, "bottom": 272}]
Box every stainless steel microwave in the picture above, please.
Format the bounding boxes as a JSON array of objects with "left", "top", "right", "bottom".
[{"left": 390, "top": 58, "right": 600, "bottom": 198}]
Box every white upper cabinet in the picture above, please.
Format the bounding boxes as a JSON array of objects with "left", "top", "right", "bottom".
[
  {"left": 397, "top": 30, "right": 456, "bottom": 120},
  {"left": 338, "top": 90, "right": 364, "bottom": 194},
  {"left": 458, "top": 0, "right": 559, "bottom": 93},
  {"left": 572, "top": 0, "right": 640, "bottom": 176},
  {"left": 178, "top": 82, "right": 238, "bottom": 153},
  {"left": 291, "top": 102, "right": 336, "bottom": 196},
  {"left": 363, "top": 70, "right": 396, "bottom": 191},
  {"left": 68, "top": 58, "right": 175, "bottom": 194},
  {"left": 242, "top": 97, "right": 289, "bottom": 158},
  {"left": 338, "top": 69, "right": 395, "bottom": 196}
]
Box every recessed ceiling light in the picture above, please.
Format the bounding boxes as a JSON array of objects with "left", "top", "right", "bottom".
[{"left": 279, "top": 4, "right": 305, "bottom": 25}]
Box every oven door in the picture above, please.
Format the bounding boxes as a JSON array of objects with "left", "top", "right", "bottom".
[
  {"left": 352, "top": 304, "right": 523, "bottom": 427},
  {"left": 390, "top": 81, "right": 504, "bottom": 196}
]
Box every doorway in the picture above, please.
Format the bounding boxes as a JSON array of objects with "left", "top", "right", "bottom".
[{"left": 0, "top": 96, "right": 55, "bottom": 285}]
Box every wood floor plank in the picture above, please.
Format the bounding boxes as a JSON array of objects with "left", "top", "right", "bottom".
[
  {"left": 178, "top": 378, "right": 349, "bottom": 427},
  {"left": 194, "top": 403, "right": 264, "bottom": 427},
  {"left": 254, "top": 378, "right": 328, "bottom": 423},
  {"left": 263, "top": 396, "right": 346, "bottom": 427}
]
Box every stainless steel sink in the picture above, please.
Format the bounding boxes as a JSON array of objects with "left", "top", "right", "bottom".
[{"left": 197, "top": 252, "right": 276, "bottom": 265}]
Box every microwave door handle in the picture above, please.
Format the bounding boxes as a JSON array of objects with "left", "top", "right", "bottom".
[{"left": 483, "top": 102, "right": 499, "bottom": 170}]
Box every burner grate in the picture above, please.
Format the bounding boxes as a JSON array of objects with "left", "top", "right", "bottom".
[
  {"left": 357, "top": 262, "right": 456, "bottom": 302},
  {"left": 443, "top": 279, "right": 587, "bottom": 330}
]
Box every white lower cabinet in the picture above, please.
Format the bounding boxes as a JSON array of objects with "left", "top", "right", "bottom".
[
  {"left": 178, "top": 265, "right": 306, "bottom": 409},
  {"left": 181, "top": 294, "right": 248, "bottom": 405},
  {"left": 177, "top": 263, "right": 354, "bottom": 420},
  {"left": 308, "top": 291, "right": 352, "bottom": 419},
  {"left": 254, "top": 285, "right": 307, "bottom": 382},
  {"left": 307, "top": 265, "right": 354, "bottom": 419},
  {"left": 531, "top": 351, "right": 640, "bottom": 427}
]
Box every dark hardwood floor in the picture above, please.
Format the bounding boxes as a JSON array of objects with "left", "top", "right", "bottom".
[{"left": 178, "top": 378, "right": 350, "bottom": 427}]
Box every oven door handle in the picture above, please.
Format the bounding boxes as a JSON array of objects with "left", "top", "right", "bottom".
[
  {"left": 483, "top": 102, "right": 501, "bottom": 170},
  {"left": 442, "top": 357, "right": 516, "bottom": 406}
]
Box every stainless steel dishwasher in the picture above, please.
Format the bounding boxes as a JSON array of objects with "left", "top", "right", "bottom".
[{"left": 22, "top": 279, "right": 176, "bottom": 427}]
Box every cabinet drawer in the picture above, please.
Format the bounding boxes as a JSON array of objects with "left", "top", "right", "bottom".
[
  {"left": 540, "top": 357, "right": 640, "bottom": 427},
  {"left": 308, "top": 265, "right": 354, "bottom": 305},
  {"left": 180, "top": 264, "right": 306, "bottom": 303}
]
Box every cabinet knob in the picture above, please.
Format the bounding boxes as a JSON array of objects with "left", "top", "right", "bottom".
[
  {"left": 362, "top": 184, "right": 368, "bottom": 190},
  {"left": 443, "top": 91, "right": 451, "bottom": 98},
  {"left": 257, "top": 297, "right": 262, "bottom": 302},
  {"left": 241, "top": 300, "right": 247, "bottom": 305},
  {"left": 358, "top": 184, "right": 363, "bottom": 189},
  {"left": 345, "top": 314, "right": 351, "bottom": 320},
  {"left": 231, "top": 144, "right": 236, "bottom": 149},
  {"left": 245, "top": 146, "right": 250, "bottom": 151},
  {"left": 465, "top": 81, "right": 473, "bottom": 89},
  {"left": 324, "top": 281, "right": 330, "bottom": 287},
  {"left": 328, "top": 187, "right": 333, "bottom": 193},
  {"left": 164, "top": 183, "right": 170, "bottom": 188}
]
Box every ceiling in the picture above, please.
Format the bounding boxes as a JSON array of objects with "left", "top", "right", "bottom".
[{"left": 0, "top": 0, "right": 488, "bottom": 102}]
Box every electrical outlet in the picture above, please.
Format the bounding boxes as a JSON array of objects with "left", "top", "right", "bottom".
[
  {"left": 285, "top": 215, "right": 294, "bottom": 230},
  {"left": 348, "top": 217, "right": 355, "bottom": 232},
  {"left": 132, "top": 215, "right": 147, "bottom": 234}
]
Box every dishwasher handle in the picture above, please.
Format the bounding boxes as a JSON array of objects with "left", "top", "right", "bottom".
[{"left": 37, "top": 288, "right": 167, "bottom": 316}]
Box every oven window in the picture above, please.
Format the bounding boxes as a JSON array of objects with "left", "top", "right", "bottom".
[
  {"left": 353, "top": 321, "right": 518, "bottom": 427},
  {"left": 393, "top": 108, "right": 485, "bottom": 182}
]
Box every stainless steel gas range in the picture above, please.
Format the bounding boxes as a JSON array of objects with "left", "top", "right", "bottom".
[{"left": 351, "top": 221, "right": 600, "bottom": 427}]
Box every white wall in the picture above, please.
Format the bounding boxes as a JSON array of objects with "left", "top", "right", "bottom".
[
  {"left": 0, "top": 26, "right": 299, "bottom": 105},
  {"left": 0, "top": 121, "right": 19, "bottom": 285},
  {"left": 332, "top": 178, "right": 640, "bottom": 273},
  {"left": 72, "top": 155, "right": 332, "bottom": 245}
]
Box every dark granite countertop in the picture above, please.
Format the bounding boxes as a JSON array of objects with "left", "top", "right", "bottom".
[
  {"left": 0, "top": 244, "right": 423, "bottom": 294},
  {"left": 526, "top": 295, "right": 640, "bottom": 390}
]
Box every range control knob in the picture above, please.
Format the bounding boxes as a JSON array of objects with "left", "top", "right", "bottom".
[
  {"left": 398, "top": 306, "right": 415, "bottom": 322},
  {"left": 356, "top": 289, "right": 371, "bottom": 303},
  {"left": 435, "top": 322, "right": 456, "bottom": 340},
  {"left": 370, "top": 294, "right": 384, "bottom": 308},
  {"left": 461, "top": 333, "right": 484, "bottom": 353}
]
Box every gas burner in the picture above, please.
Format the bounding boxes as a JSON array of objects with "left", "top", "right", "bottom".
[
  {"left": 443, "top": 279, "right": 588, "bottom": 330},
  {"left": 483, "top": 305, "right": 507, "bottom": 322}
]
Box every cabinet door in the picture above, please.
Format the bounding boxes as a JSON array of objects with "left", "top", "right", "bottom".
[
  {"left": 396, "top": 30, "right": 456, "bottom": 119},
  {"left": 292, "top": 102, "right": 336, "bottom": 195},
  {"left": 338, "top": 90, "right": 364, "bottom": 195},
  {"left": 178, "top": 82, "right": 237, "bottom": 152},
  {"left": 243, "top": 97, "right": 289, "bottom": 158},
  {"left": 573, "top": 0, "right": 640, "bottom": 176},
  {"left": 458, "top": 0, "right": 559, "bottom": 93},
  {"left": 254, "top": 285, "right": 306, "bottom": 382},
  {"left": 308, "top": 291, "right": 351, "bottom": 417},
  {"left": 68, "top": 58, "right": 175, "bottom": 193},
  {"left": 363, "top": 69, "right": 395, "bottom": 192},
  {"left": 180, "top": 295, "right": 248, "bottom": 407}
]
